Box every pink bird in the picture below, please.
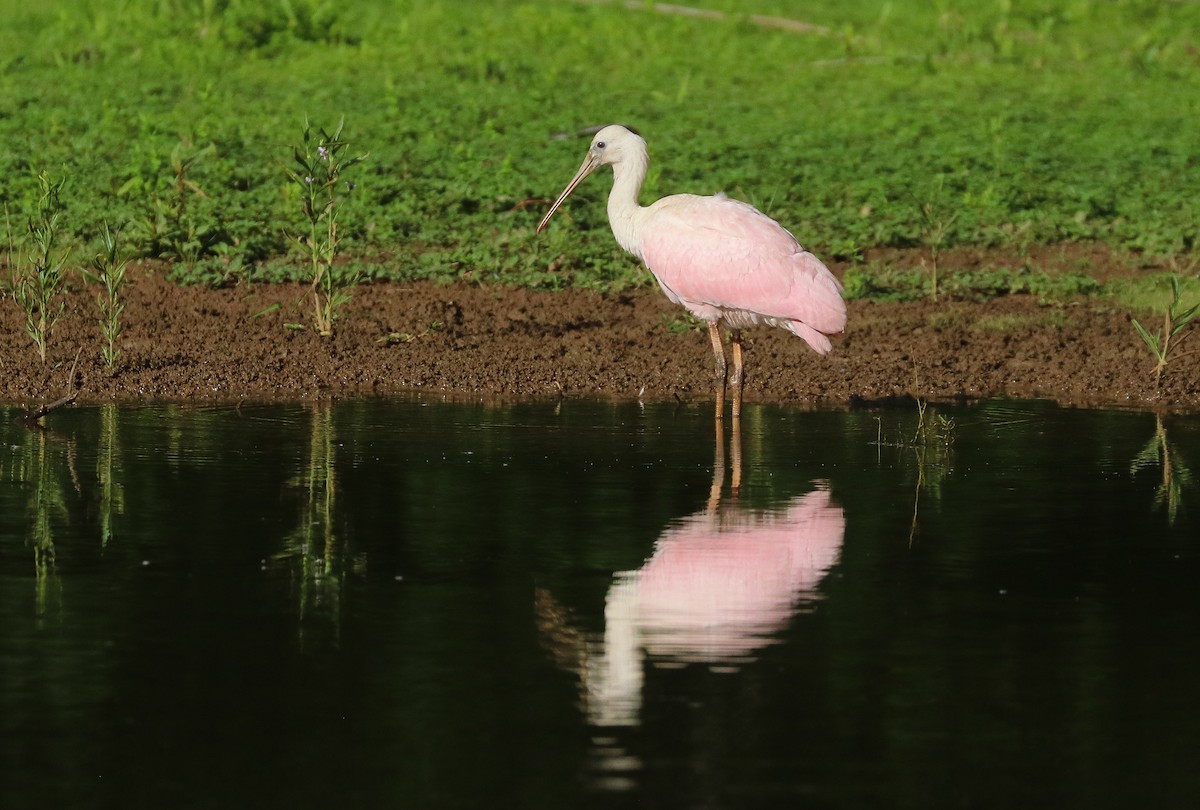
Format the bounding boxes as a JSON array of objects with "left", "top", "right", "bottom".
[{"left": 537, "top": 124, "right": 847, "bottom": 418}]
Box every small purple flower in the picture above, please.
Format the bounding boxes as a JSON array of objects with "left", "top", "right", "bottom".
[
  {"left": 317, "top": 146, "right": 330, "bottom": 161},
  {"left": 304, "top": 176, "right": 314, "bottom": 184}
]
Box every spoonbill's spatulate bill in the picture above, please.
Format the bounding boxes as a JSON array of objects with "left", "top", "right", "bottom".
[{"left": 537, "top": 124, "right": 846, "bottom": 419}]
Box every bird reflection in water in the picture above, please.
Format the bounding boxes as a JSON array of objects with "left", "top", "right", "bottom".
[{"left": 536, "top": 418, "right": 845, "bottom": 786}]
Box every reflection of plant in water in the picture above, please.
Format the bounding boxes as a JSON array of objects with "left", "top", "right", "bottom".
[
  {"left": 874, "top": 398, "right": 955, "bottom": 544},
  {"left": 281, "top": 402, "right": 344, "bottom": 644},
  {"left": 906, "top": 400, "right": 955, "bottom": 544},
  {"left": 96, "top": 404, "right": 125, "bottom": 549},
  {"left": 1130, "top": 414, "right": 1193, "bottom": 524},
  {"left": 22, "top": 428, "right": 77, "bottom": 622}
]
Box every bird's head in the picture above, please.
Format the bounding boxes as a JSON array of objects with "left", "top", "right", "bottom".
[
  {"left": 537, "top": 124, "right": 647, "bottom": 234},
  {"left": 584, "top": 124, "right": 646, "bottom": 170}
]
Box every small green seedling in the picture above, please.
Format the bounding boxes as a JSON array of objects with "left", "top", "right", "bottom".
[
  {"left": 14, "top": 171, "right": 69, "bottom": 364},
  {"left": 916, "top": 175, "right": 959, "bottom": 302},
  {"left": 1131, "top": 275, "right": 1198, "bottom": 386},
  {"left": 80, "top": 221, "right": 128, "bottom": 369}
]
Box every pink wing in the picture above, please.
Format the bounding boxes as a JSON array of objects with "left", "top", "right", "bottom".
[{"left": 639, "top": 194, "right": 846, "bottom": 351}]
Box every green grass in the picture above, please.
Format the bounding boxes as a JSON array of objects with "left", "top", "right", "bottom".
[
  {"left": 1105, "top": 274, "right": 1200, "bottom": 315},
  {"left": 927, "top": 308, "right": 1070, "bottom": 333},
  {"left": 843, "top": 262, "right": 1103, "bottom": 303},
  {"left": 0, "top": 0, "right": 1198, "bottom": 292}
]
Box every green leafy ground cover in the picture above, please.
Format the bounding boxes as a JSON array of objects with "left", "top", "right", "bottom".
[{"left": 0, "top": 0, "right": 1197, "bottom": 303}]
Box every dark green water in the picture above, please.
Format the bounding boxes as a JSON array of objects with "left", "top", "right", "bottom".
[{"left": 1, "top": 398, "right": 1198, "bottom": 809}]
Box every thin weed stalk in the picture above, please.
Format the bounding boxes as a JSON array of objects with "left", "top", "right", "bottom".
[
  {"left": 14, "top": 171, "right": 69, "bottom": 364},
  {"left": 80, "top": 221, "right": 128, "bottom": 368},
  {"left": 286, "top": 118, "right": 367, "bottom": 336},
  {"left": 917, "top": 175, "right": 959, "bottom": 301},
  {"left": 2, "top": 204, "right": 14, "bottom": 305}
]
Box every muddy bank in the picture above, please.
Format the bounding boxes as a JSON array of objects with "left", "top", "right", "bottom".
[{"left": 3, "top": 251, "right": 1197, "bottom": 412}]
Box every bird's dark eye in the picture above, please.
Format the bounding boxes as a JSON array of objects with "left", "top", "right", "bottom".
[{"left": 596, "top": 141, "right": 606, "bottom": 150}]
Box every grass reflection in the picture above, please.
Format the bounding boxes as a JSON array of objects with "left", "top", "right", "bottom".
[
  {"left": 1131, "top": 414, "right": 1193, "bottom": 524},
  {"left": 874, "top": 398, "right": 955, "bottom": 544},
  {"left": 96, "top": 404, "right": 125, "bottom": 549},
  {"left": 15, "top": 424, "right": 78, "bottom": 622},
  {"left": 281, "top": 402, "right": 344, "bottom": 645}
]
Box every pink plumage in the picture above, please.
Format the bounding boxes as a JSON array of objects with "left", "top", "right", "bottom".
[
  {"left": 538, "top": 124, "right": 847, "bottom": 416},
  {"left": 639, "top": 193, "right": 846, "bottom": 354}
]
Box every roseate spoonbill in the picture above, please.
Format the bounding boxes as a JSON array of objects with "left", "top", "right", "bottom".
[{"left": 537, "top": 124, "right": 847, "bottom": 418}]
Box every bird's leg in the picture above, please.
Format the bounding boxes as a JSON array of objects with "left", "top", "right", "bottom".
[
  {"left": 729, "top": 330, "right": 745, "bottom": 420},
  {"left": 730, "top": 412, "right": 742, "bottom": 498},
  {"left": 707, "top": 416, "right": 725, "bottom": 513},
  {"left": 707, "top": 321, "right": 727, "bottom": 421}
]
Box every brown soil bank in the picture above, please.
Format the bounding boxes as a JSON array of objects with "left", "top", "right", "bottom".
[{"left": 3, "top": 248, "right": 1198, "bottom": 412}]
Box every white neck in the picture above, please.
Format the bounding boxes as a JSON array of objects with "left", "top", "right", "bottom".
[{"left": 606, "top": 146, "right": 650, "bottom": 258}]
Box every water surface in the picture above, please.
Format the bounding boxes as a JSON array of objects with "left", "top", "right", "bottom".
[{"left": 1, "top": 398, "right": 1197, "bottom": 808}]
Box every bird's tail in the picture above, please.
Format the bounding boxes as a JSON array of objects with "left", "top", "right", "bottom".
[{"left": 783, "top": 320, "right": 835, "bottom": 355}]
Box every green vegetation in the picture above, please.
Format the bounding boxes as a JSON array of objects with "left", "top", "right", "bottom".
[
  {"left": 1130, "top": 275, "right": 1199, "bottom": 385},
  {"left": 12, "top": 171, "right": 69, "bottom": 363},
  {"left": 915, "top": 175, "right": 959, "bottom": 301},
  {"left": 80, "top": 221, "right": 128, "bottom": 368},
  {"left": 843, "top": 262, "right": 1103, "bottom": 303},
  {"left": 285, "top": 118, "right": 368, "bottom": 335},
  {"left": 0, "top": 0, "right": 1196, "bottom": 295},
  {"left": 135, "top": 142, "right": 218, "bottom": 276}
]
